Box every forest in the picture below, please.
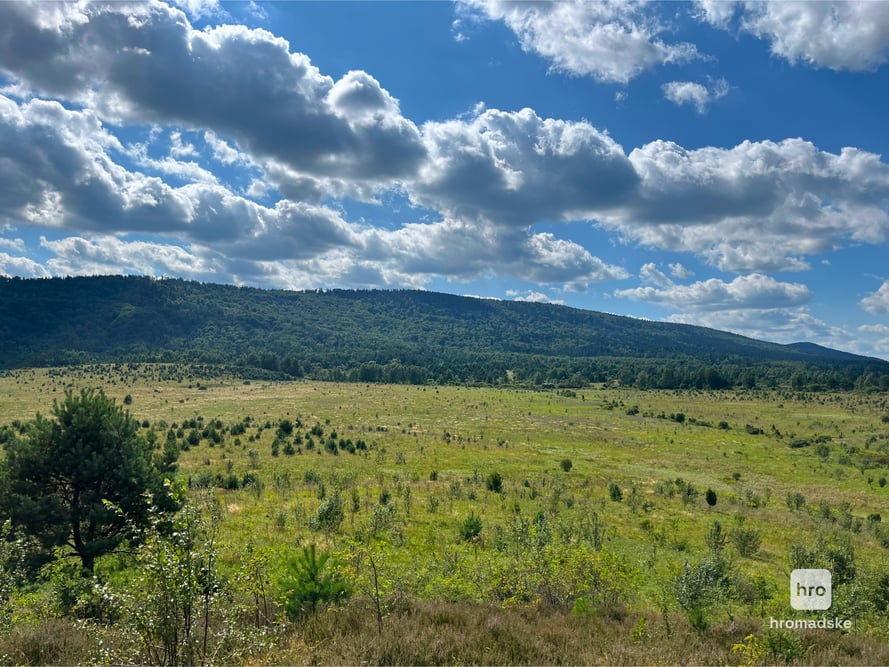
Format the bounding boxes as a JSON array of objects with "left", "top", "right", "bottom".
[{"left": 1, "top": 275, "right": 887, "bottom": 391}]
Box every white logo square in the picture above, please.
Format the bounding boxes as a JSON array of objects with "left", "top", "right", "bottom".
[{"left": 791, "top": 569, "right": 832, "bottom": 610}]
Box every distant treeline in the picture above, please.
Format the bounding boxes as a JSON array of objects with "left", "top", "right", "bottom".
[{"left": 1, "top": 275, "right": 887, "bottom": 391}]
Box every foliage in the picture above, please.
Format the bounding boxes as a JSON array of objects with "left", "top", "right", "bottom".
[
  {"left": 485, "top": 471, "right": 503, "bottom": 493},
  {"left": 674, "top": 556, "right": 732, "bottom": 632},
  {"left": 789, "top": 534, "right": 856, "bottom": 585},
  {"left": 705, "top": 488, "right": 717, "bottom": 507},
  {"left": 309, "top": 493, "right": 345, "bottom": 533},
  {"left": 280, "top": 544, "right": 351, "bottom": 618},
  {"left": 705, "top": 521, "right": 727, "bottom": 557},
  {"left": 1, "top": 275, "right": 886, "bottom": 389},
  {"left": 0, "top": 389, "right": 177, "bottom": 572},
  {"left": 117, "top": 486, "right": 273, "bottom": 666},
  {"left": 732, "top": 526, "right": 762, "bottom": 558},
  {"left": 459, "top": 512, "right": 483, "bottom": 542},
  {"left": 0, "top": 519, "right": 28, "bottom": 630}
]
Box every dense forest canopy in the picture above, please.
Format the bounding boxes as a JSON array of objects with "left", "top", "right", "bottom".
[{"left": 1, "top": 275, "right": 887, "bottom": 390}]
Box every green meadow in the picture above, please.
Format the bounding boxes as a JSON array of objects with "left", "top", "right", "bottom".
[{"left": 1, "top": 364, "right": 889, "bottom": 665}]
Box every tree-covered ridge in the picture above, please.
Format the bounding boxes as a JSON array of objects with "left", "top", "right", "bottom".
[{"left": 1, "top": 275, "right": 887, "bottom": 390}]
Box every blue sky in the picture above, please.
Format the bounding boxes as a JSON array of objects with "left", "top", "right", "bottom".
[{"left": 1, "top": 1, "right": 889, "bottom": 358}]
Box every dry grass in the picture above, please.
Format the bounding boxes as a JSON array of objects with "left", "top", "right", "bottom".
[{"left": 264, "top": 596, "right": 889, "bottom": 666}]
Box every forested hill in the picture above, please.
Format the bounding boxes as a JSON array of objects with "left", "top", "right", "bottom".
[{"left": 1, "top": 275, "right": 887, "bottom": 390}]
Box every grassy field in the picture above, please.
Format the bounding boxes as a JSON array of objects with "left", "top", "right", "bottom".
[{"left": 1, "top": 364, "right": 889, "bottom": 665}]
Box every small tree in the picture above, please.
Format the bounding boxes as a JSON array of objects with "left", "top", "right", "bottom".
[
  {"left": 732, "top": 526, "right": 762, "bottom": 558},
  {"left": 485, "top": 471, "right": 503, "bottom": 494},
  {"left": 675, "top": 556, "right": 731, "bottom": 632},
  {"left": 309, "top": 494, "right": 344, "bottom": 533},
  {"left": 0, "top": 389, "right": 176, "bottom": 572},
  {"left": 705, "top": 488, "right": 718, "bottom": 508},
  {"left": 280, "top": 545, "right": 351, "bottom": 618},
  {"left": 705, "top": 520, "right": 727, "bottom": 556},
  {"left": 459, "top": 511, "right": 483, "bottom": 542}
]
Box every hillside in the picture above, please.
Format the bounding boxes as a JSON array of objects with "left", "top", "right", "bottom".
[{"left": 1, "top": 275, "right": 887, "bottom": 389}]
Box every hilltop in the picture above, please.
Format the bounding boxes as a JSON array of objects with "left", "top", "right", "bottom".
[{"left": 1, "top": 275, "right": 886, "bottom": 389}]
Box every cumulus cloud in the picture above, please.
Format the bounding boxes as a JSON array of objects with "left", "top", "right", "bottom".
[
  {"left": 0, "top": 1, "right": 425, "bottom": 189},
  {"left": 610, "top": 269, "right": 861, "bottom": 349},
  {"left": 0, "top": 95, "right": 361, "bottom": 261},
  {"left": 665, "top": 306, "right": 857, "bottom": 350},
  {"left": 1, "top": 0, "right": 887, "bottom": 298},
  {"left": 0, "top": 251, "right": 50, "bottom": 278},
  {"left": 507, "top": 290, "right": 565, "bottom": 305},
  {"left": 668, "top": 262, "right": 693, "bottom": 279},
  {"left": 615, "top": 272, "right": 811, "bottom": 311},
  {"left": 860, "top": 280, "right": 889, "bottom": 314},
  {"left": 600, "top": 138, "right": 889, "bottom": 271},
  {"left": 413, "top": 107, "right": 638, "bottom": 226},
  {"left": 365, "top": 220, "right": 627, "bottom": 290},
  {"left": 40, "top": 235, "right": 219, "bottom": 279},
  {"left": 662, "top": 78, "right": 728, "bottom": 113},
  {"left": 697, "top": 1, "right": 889, "bottom": 71},
  {"left": 459, "top": 0, "right": 700, "bottom": 83},
  {"left": 410, "top": 108, "right": 889, "bottom": 275},
  {"left": 0, "top": 237, "right": 25, "bottom": 253}
]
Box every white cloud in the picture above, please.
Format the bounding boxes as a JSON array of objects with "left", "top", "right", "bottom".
[
  {"left": 413, "top": 107, "right": 637, "bottom": 226},
  {"left": 364, "top": 220, "right": 627, "bottom": 290},
  {"left": 1, "top": 0, "right": 888, "bottom": 297},
  {"left": 0, "top": 95, "right": 361, "bottom": 261},
  {"left": 858, "top": 323, "right": 889, "bottom": 357},
  {"left": 697, "top": 1, "right": 889, "bottom": 71},
  {"left": 0, "top": 237, "right": 25, "bottom": 253},
  {"left": 615, "top": 273, "right": 811, "bottom": 311},
  {"left": 0, "top": 2, "right": 426, "bottom": 188},
  {"left": 169, "top": 131, "right": 198, "bottom": 159},
  {"left": 859, "top": 323, "right": 889, "bottom": 335},
  {"left": 168, "top": 0, "right": 222, "bottom": 20},
  {"left": 203, "top": 131, "right": 250, "bottom": 167},
  {"left": 860, "top": 280, "right": 889, "bottom": 314},
  {"left": 601, "top": 138, "right": 889, "bottom": 271},
  {"left": 507, "top": 290, "right": 565, "bottom": 305},
  {"left": 459, "top": 0, "right": 700, "bottom": 83},
  {"left": 668, "top": 262, "right": 693, "bottom": 279},
  {"left": 0, "top": 251, "right": 50, "bottom": 278},
  {"left": 611, "top": 271, "right": 876, "bottom": 353},
  {"left": 662, "top": 78, "right": 728, "bottom": 113},
  {"left": 665, "top": 306, "right": 857, "bottom": 351},
  {"left": 40, "top": 235, "right": 219, "bottom": 279},
  {"left": 639, "top": 262, "right": 673, "bottom": 288},
  {"left": 126, "top": 142, "right": 219, "bottom": 186}
]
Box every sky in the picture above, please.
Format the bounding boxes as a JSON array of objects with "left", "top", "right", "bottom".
[{"left": 1, "top": 1, "right": 889, "bottom": 359}]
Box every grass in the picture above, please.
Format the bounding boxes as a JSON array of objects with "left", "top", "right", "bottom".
[{"left": 1, "top": 364, "right": 889, "bottom": 664}]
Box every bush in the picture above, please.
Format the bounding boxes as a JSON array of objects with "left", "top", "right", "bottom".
[
  {"left": 705, "top": 488, "right": 717, "bottom": 507},
  {"left": 608, "top": 483, "right": 623, "bottom": 502},
  {"left": 674, "top": 556, "right": 731, "bottom": 632},
  {"left": 309, "top": 494, "right": 344, "bottom": 533},
  {"left": 486, "top": 471, "right": 503, "bottom": 493},
  {"left": 560, "top": 459, "right": 573, "bottom": 472},
  {"left": 786, "top": 491, "right": 805, "bottom": 511}
]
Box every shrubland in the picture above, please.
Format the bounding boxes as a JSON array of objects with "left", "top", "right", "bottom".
[{"left": 1, "top": 364, "right": 888, "bottom": 665}]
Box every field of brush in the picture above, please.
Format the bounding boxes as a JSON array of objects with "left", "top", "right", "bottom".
[{"left": 1, "top": 364, "right": 889, "bottom": 665}]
